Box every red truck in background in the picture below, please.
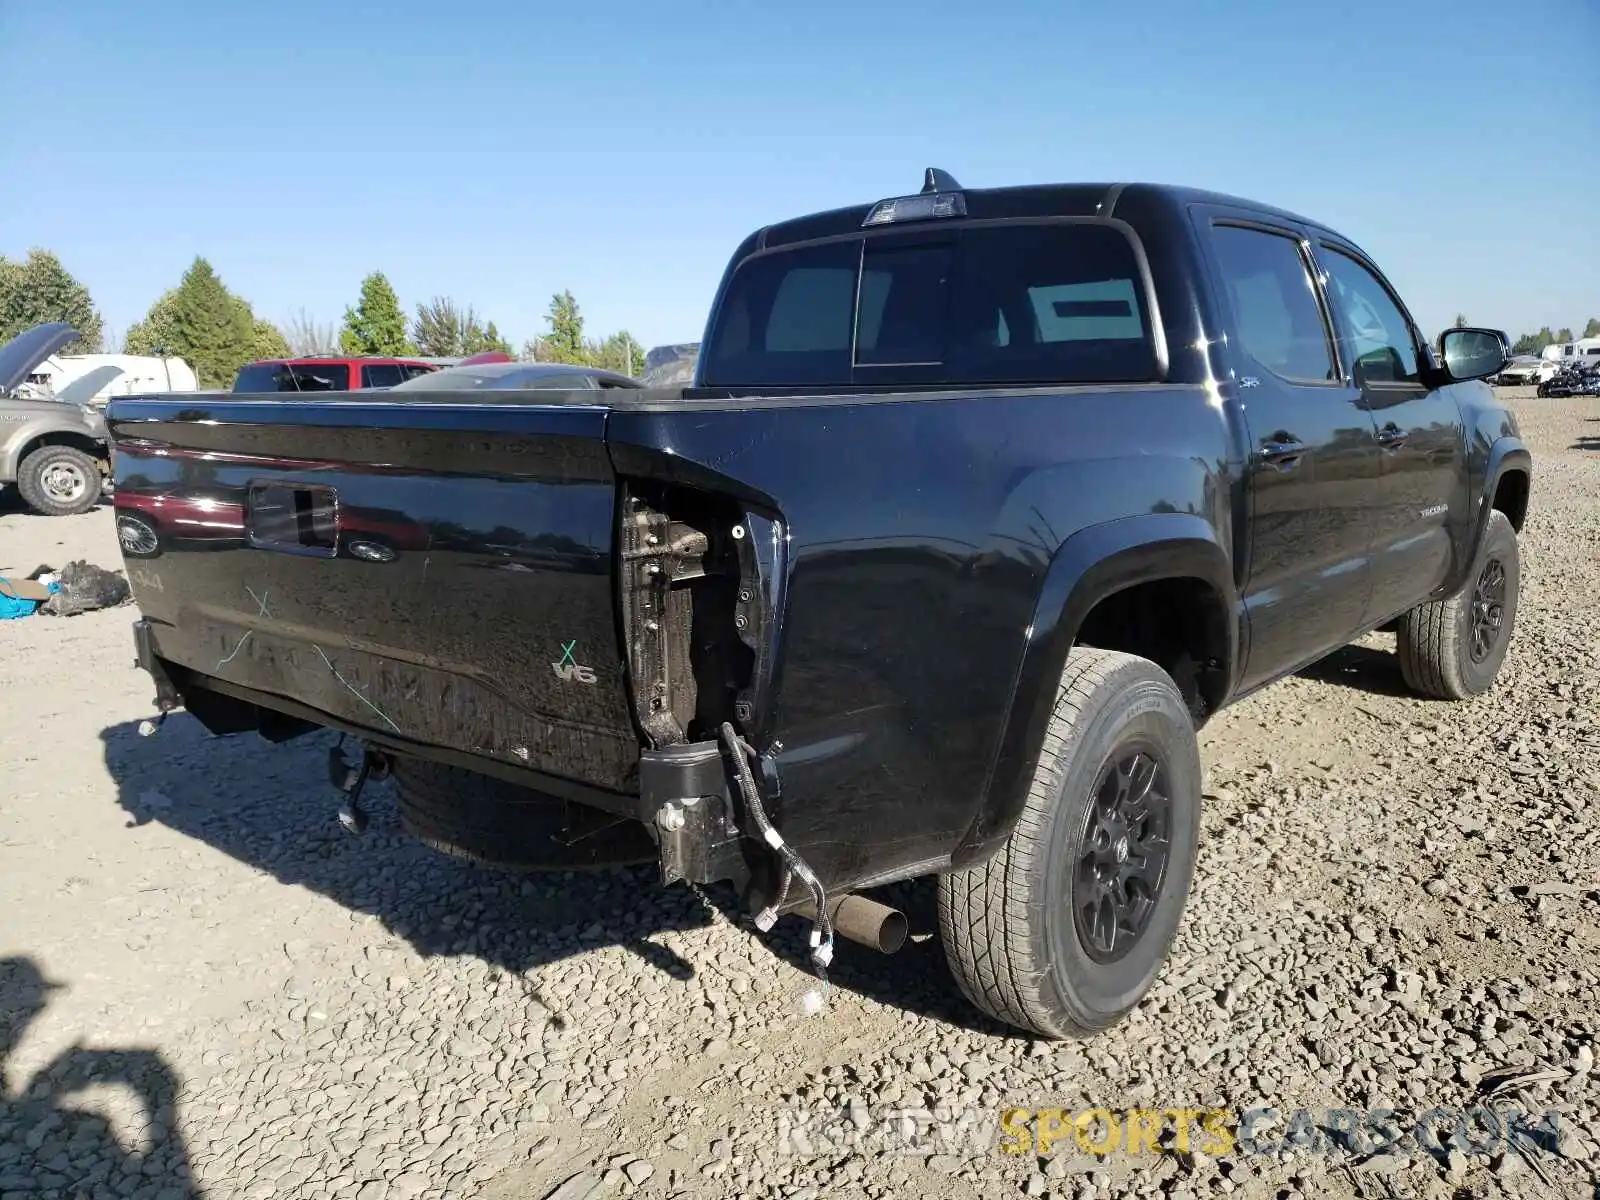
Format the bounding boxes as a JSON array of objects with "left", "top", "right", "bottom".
[{"left": 231, "top": 356, "right": 441, "bottom": 393}]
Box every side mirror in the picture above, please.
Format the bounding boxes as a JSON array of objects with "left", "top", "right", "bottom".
[{"left": 1439, "top": 327, "right": 1509, "bottom": 383}]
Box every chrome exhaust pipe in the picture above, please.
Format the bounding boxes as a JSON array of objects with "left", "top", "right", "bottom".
[{"left": 794, "top": 893, "right": 908, "bottom": 955}]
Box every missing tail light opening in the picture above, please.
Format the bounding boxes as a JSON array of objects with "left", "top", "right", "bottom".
[{"left": 618, "top": 483, "right": 769, "bottom": 748}]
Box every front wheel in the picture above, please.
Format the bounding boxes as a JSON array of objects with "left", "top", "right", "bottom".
[
  {"left": 938, "top": 647, "right": 1202, "bottom": 1039},
  {"left": 16, "top": 445, "right": 103, "bottom": 516},
  {"left": 1396, "top": 509, "right": 1520, "bottom": 700}
]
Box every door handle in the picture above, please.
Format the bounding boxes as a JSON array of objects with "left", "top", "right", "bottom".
[
  {"left": 1259, "top": 439, "right": 1306, "bottom": 470},
  {"left": 1376, "top": 425, "right": 1409, "bottom": 450}
]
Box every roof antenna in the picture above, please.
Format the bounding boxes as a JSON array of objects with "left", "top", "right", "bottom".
[{"left": 922, "top": 167, "right": 962, "bottom": 194}]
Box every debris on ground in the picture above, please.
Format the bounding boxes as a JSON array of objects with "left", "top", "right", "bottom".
[{"left": 35, "top": 559, "right": 132, "bottom": 617}]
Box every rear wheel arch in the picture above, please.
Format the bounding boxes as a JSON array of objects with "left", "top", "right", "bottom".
[{"left": 953, "top": 515, "right": 1237, "bottom": 868}]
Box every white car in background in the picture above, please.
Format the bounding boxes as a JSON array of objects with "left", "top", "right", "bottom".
[{"left": 1495, "top": 355, "right": 1559, "bottom": 387}]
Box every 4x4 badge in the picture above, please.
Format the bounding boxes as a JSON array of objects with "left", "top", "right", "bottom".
[{"left": 552, "top": 639, "right": 597, "bottom": 684}]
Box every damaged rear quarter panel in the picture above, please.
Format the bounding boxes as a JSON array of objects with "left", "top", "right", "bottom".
[{"left": 606, "top": 383, "right": 1234, "bottom": 891}]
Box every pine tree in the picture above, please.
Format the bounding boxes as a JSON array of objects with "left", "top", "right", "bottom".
[
  {"left": 340, "top": 271, "right": 412, "bottom": 355},
  {"left": 170, "top": 258, "right": 256, "bottom": 388},
  {"left": 535, "top": 290, "right": 589, "bottom": 364}
]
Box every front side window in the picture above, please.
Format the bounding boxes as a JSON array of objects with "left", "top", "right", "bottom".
[
  {"left": 1208, "top": 225, "right": 1336, "bottom": 384},
  {"left": 1318, "top": 247, "right": 1420, "bottom": 386},
  {"left": 700, "top": 222, "right": 1158, "bottom": 388}
]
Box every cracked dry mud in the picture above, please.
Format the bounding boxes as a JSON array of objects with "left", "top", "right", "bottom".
[{"left": 2, "top": 389, "right": 1597, "bottom": 1200}]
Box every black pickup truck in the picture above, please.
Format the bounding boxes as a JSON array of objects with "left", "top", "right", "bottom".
[{"left": 108, "top": 171, "right": 1531, "bottom": 1039}]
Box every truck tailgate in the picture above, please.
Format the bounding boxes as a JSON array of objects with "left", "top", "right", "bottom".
[{"left": 109, "top": 398, "right": 639, "bottom": 793}]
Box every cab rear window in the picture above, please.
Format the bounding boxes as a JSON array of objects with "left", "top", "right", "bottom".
[{"left": 701, "top": 222, "right": 1159, "bottom": 388}]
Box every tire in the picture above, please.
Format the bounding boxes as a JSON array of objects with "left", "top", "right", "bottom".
[
  {"left": 1396, "top": 508, "right": 1520, "bottom": 700},
  {"left": 391, "top": 756, "right": 657, "bottom": 872},
  {"left": 938, "top": 647, "right": 1202, "bottom": 1039},
  {"left": 17, "top": 445, "right": 103, "bottom": 516}
]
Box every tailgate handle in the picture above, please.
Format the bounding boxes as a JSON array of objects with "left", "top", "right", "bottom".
[{"left": 246, "top": 483, "right": 340, "bottom": 557}]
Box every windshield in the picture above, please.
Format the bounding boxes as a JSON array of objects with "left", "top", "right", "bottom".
[
  {"left": 232, "top": 362, "right": 351, "bottom": 392},
  {"left": 701, "top": 222, "right": 1159, "bottom": 388}
]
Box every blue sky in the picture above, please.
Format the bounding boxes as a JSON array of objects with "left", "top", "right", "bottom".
[{"left": 2, "top": 0, "right": 1595, "bottom": 354}]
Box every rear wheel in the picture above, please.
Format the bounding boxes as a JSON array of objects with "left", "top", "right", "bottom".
[
  {"left": 391, "top": 756, "right": 657, "bottom": 872},
  {"left": 17, "top": 445, "right": 102, "bottom": 516},
  {"left": 938, "top": 647, "right": 1202, "bottom": 1039}
]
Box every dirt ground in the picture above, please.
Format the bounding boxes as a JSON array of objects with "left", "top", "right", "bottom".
[{"left": 1, "top": 389, "right": 1596, "bottom": 1200}]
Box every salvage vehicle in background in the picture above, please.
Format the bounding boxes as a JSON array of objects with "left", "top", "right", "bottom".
[
  {"left": 0, "top": 322, "right": 113, "bottom": 515},
  {"left": 1493, "top": 355, "right": 1552, "bottom": 387},
  {"left": 387, "top": 361, "right": 643, "bottom": 393},
  {"left": 231, "top": 354, "right": 440, "bottom": 393},
  {"left": 642, "top": 343, "right": 700, "bottom": 387},
  {"left": 109, "top": 171, "right": 1530, "bottom": 1039}
]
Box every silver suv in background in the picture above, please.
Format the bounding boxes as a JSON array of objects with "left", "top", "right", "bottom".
[{"left": 0, "top": 323, "right": 112, "bottom": 516}]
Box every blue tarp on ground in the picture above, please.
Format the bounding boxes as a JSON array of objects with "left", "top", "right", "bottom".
[{"left": 0, "top": 577, "right": 60, "bottom": 619}]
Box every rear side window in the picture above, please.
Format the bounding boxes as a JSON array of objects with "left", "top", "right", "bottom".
[
  {"left": 701, "top": 223, "right": 1159, "bottom": 387},
  {"left": 232, "top": 363, "right": 352, "bottom": 392},
  {"left": 361, "top": 363, "right": 404, "bottom": 388},
  {"left": 1209, "top": 225, "right": 1336, "bottom": 384}
]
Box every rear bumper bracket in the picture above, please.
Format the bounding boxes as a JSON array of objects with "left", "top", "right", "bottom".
[
  {"left": 132, "top": 619, "right": 182, "bottom": 713},
  {"left": 640, "top": 741, "right": 748, "bottom": 887}
]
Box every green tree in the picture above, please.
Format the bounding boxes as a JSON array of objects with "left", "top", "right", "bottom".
[
  {"left": 1453, "top": 313, "right": 1469, "bottom": 329},
  {"left": 594, "top": 330, "right": 644, "bottom": 376},
  {"left": 412, "top": 297, "right": 467, "bottom": 357},
  {"left": 462, "top": 319, "right": 512, "bottom": 356},
  {"left": 1556, "top": 327, "right": 1574, "bottom": 343},
  {"left": 0, "top": 248, "right": 104, "bottom": 350},
  {"left": 127, "top": 278, "right": 281, "bottom": 381},
  {"left": 339, "top": 271, "right": 413, "bottom": 355},
  {"left": 250, "top": 315, "right": 291, "bottom": 360},
  {"left": 124, "top": 289, "right": 180, "bottom": 356},
  {"left": 530, "top": 290, "right": 590, "bottom": 364},
  {"left": 1583, "top": 317, "right": 1600, "bottom": 339},
  {"left": 168, "top": 257, "right": 257, "bottom": 388},
  {"left": 412, "top": 297, "right": 509, "bottom": 357}
]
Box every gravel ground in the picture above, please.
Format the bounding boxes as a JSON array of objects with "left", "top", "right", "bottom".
[{"left": 1, "top": 388, "right": 1596, "bottom": 1200}]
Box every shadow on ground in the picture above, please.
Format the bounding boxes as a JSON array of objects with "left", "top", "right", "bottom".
[
  {"left": 1, "top": 957, "right": 200, "bottom": 1197},
  {"left": 99, "top": 716, "right": 993, "bottom": 1032},
  {"left": 1294, "top": 642, "right": 1412, "bottom": 698},
  {"left": 0, "top": 485, "right": 111, "bottom": 521}
]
